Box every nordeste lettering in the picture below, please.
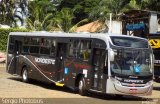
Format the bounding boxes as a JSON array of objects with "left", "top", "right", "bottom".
[{"left": 35, "top": 58, "right": 55, "bottom": 64}]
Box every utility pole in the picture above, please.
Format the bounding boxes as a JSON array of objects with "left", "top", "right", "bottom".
[{"left": 108, "top": 13, "right": 112, "bottom": 34}]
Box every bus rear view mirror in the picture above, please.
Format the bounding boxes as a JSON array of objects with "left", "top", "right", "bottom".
[{"left": 109, "top": 50, "right": 114, "bottom": 62}]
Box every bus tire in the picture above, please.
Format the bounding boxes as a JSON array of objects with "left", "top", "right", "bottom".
[
  {"left": 78, "top": 77, "right": 87, "bottom": 96},
  {"left": 22, "top": 67, "right": 29, "bottom": 83}
]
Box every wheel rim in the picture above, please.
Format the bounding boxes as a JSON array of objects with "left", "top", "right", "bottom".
[
  {"left": 23, "top": 70, "right": 27, "bottom": 81},
  {"left": 79, "top": 80, "right": 83, "bottom": 90}
]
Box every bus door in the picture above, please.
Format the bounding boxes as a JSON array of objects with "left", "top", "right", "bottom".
[
  {"left": 14, "top": 40, "right": 22, "bottom": 74},
  {"left": 56, "top": 43, "right": 67, "bottom": 82},
  {"left": 92, "top": 48, "right": 106, "bottom": 91}
]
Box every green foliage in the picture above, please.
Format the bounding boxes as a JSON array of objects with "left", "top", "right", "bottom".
[
  {"left": 1, "top": 0, "right": 160, "bottom": 33},
  {"left": 122, "top": 0, "right": 140, "bottom": 12},
  {"left": 26, "top": 0, "right": 56, "bottom": 31},
  {"left": 0, "top": 28, "right": 29, "bottom": 51},
  {"left": 90, "top": 0, "right": 130, "bottom": 21},
  {"left": 52, "top": 8, "right": 75, "bottom": 32},
  {"left": 0, "top": 0, "right": 16, "bottom": 26},
  {"left": 27, "top": 0, "right": 88, "bottom": 32},
  {"left": 140, "top": 0, "right": 160, "bottom": 11},
  {"left": 59, "top": 0, "right": 101, "bottom": 23}
]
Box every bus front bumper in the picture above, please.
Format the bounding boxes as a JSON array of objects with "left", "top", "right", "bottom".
[{"left": 107, "top": 79, "right": 153, "bottom": 96}]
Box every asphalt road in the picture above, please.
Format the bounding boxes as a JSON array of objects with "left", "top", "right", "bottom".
[{"left": 0, "top": 65, "right": 160, "bottom": 104}]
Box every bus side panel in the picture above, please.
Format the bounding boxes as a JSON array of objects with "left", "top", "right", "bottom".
[
  {"left": 16, "top": 55, "right": 56, "bottom": 84},
  {"left": 64, "top": 58, "right": 91, "bottom": 89},
  {"left": 26, "top": 55, "right": 57, "bottom": 83},
  {"left": 6, "top": 35, "right": 16, "bottom": 75},
  {"left": 7, "top": 54, "right": 16, "bottom": 74},
  {"left": 14, "top": 55, "right": 38, "bottom": 80}
]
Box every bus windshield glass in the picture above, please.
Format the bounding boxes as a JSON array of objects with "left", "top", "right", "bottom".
[
  {"left": 111, "top": 49, "right": 152, "bottom": 76},
  {"left": 110, "top": 36, "right": 148, "bottom": 48}
]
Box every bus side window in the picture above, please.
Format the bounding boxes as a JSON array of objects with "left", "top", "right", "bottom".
[
  {"left": 8, "top": 37, "right": 14, "bottom": 53},
  {"left": 22, "top": 37, "right": 30, "bottom": 53},
  {"left": 23, "top": 46, "right": 29, "bottom": 53},
  {"left": 40, "top": 38, "right": 51, "bottom": 55},
  {"left": 51, "top": 40, "right": 56, "bottom": 56},
  {"left": 80, "top": 40, "right": 91, "bottom": 61},
  {"left": 40, "top": 47, "right": 50, "bottom": 55},
  {"left": 68, "top": 40, "right": 80, "bottom": 58},
  {"left": 30, "top": 46, "right": 39, "bottom": 54},
  {"left": 9, "top": 44, "right": 14, "bottom": 52},
  {"left": 29, "top": 38, "right": 40, "bottom": 54}
]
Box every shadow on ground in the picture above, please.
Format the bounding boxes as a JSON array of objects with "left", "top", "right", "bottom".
[
  {"left": 153, "top": 80, "right": 160, "bottom": 91},
  {"left": 8, "top": 77, "right": 153, "bottom": 101},
  {"left": 153, "top": 87, "right": 160, "bottom": 91}
]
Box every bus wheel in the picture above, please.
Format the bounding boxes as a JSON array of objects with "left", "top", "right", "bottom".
[
  {"left": 78, "top": 78, "right": 87, "bottom": 96},
  {"left": 22, "top": 67, "right": 29, "bottom": 83}
]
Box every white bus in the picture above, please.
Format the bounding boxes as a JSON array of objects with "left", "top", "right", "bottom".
[{"left": 6, "top": 32, "right": 154, "bottom": 96}]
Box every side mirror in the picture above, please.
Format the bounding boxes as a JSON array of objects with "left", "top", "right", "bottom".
[
  {"left": 150, "top": 54, "right": 154, "bottom": 73},
  {"left": 109, "top": 49, "right": 114, "bottom": 61}
]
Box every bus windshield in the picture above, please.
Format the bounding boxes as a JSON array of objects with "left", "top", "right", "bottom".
[
  {"left": 110, "top": 36, "right": 148, "bottom": 48},
  {"left": 111, "top": 49, "right": 152, "bottom": 76}
]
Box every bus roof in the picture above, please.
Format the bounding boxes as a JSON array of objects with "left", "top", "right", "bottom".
[{"left": 9, "top": 31, "right": 147, "bottom": 42}]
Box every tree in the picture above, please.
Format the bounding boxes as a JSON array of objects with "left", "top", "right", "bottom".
[
  {"left": 140, "top": 0, "right": 160, "bottom": 11},
  {"left": 90, "top": 0, "right": 130, "bottom": 21},
  {"left": 0, "top": 0, "right": 30, "bottom": 27},
  {"left": 73, "top": 0, "right": 101, "bottom": 23},
  {"left": 58, "top": 0, "right": 100, "bottom": 23},
  {"left": 50, "top": 7, "right": 89, "bottom": 32},
  {"left": 89, "top": 0, "right": 131, "bottom": 33},
  {"left": 0, "top": 0, "right": 16, "bottom": 26},
  {"left": 26, "top": 0, "right": 88, "bottom": 32},
  {"left": 122, "top": 0, "right": 141, "bottom": 12},
  {"left": 26, "top": 11, "right": 53, "bottom": 31},
  {"left": 50, "top": 8, "right": 75, "bottom": 32},
  {"left": 26, "top": 0, "right": 56, "bottom": 31}
]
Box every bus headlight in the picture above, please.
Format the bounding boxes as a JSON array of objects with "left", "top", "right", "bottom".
[
  {"left": 111, "top": 77, "right": 121, "bottom": 86},
  {"left": 114, "top": 79, "right": 121, "bottom": 85},
  {"left": 145, "top": 81, "right": 153, "bottom": 86}
]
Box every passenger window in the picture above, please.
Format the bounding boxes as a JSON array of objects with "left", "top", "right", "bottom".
[
  {"left": 50, "top": 40, "right": 56, "bottom": 56},
  {"left": 24, "top": 37, "right": 30, "bottom": 45},
  {"left": 68, "top": 40, "right": 80, "bottom": 57},
  {"left": 9, "top": 44, "right": 14, "bottom": 52},
  {"left": 9, "top": 37, "right": 14, "bottom": 52},
  {"left": 30, "top": 46, "right": 39, "bottom": 54},
  {"left": 79, "top": 40, "right": 91, "bottom": 61},
  {"left": 40, "top": 47, "right": 50, "bottom": 55},
  {"left": 10, "top": 37, "right": 14, "bottom": 44},
  {"left": 68, "top": 39, "right": 91, "bottom": 60},
  {"left": 22, "top": 46, "right": 29, "bottom": 53},
  {"left": 23, "top": 37, "right": 30, "bottom": 53},
  {"left": 29, "top": 38, "right": 40, "bottom": 45},
  {"left": 40, "top": 38, "right": 51, "bottom": 55},
  {"left": 23, "top": 37, "right": 40, "bottom": 54}
]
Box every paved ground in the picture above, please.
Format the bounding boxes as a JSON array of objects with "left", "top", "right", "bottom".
[{"left": 0, "top": 65, "right": 160, "bottom": 104}]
